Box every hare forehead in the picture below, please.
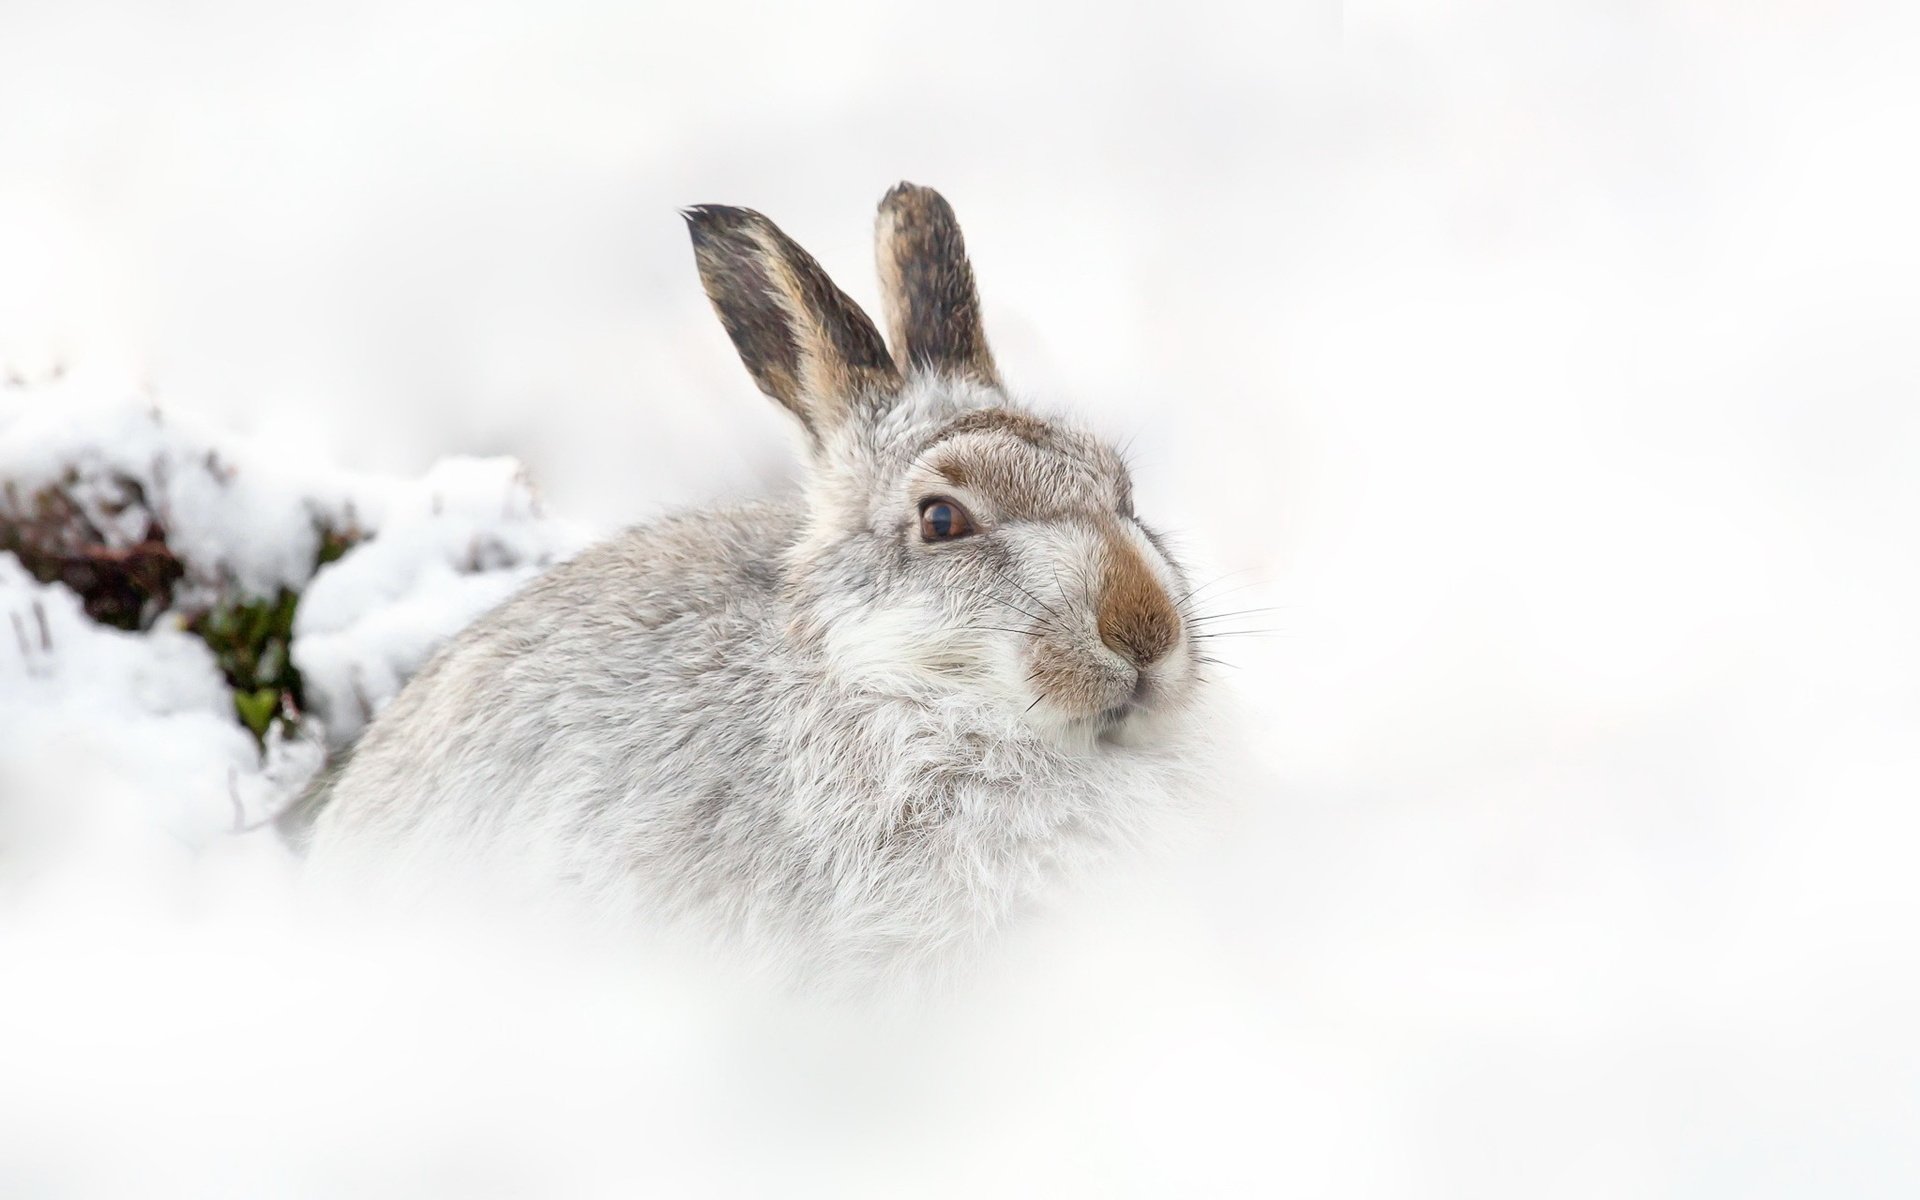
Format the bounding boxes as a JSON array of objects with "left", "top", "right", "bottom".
[{"left": 911, "top": 427, "right": 1125, "bottom": 521}]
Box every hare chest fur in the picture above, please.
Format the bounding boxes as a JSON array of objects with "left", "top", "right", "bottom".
[{"left": 304, "top": 185, "right": 1216, "bottom": 987}]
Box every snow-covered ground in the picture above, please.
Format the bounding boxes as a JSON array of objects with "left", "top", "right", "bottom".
[
  {"left": 3, "top": 1, "right": 1918, "bottom": 1195},
  {"left": 0, "top": 370, "right": 589, "bottom": 840}
]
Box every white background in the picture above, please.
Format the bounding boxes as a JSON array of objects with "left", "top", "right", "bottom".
[{"left": 2, "top": 0, "right": 1917, "bottom": 1195}]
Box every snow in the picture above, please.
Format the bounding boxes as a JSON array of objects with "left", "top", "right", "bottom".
[
  {"left": 292, "top": 455, "right": 592, "bottom": 746},
  {"left": 0, "top": 370, "right": 590, "bottom": 845},
  {"left": 3, "top": 0, "right": 1920, "bottom": 1196},
  {"left": 0, "top": 550, "right": 276, "bottom": 846},
  {"left": 0, "top": 370, "right": 336, "bottom": 603}
]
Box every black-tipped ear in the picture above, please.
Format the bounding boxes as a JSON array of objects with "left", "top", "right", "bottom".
[
  {"left": 874, "top": 183, "right": 1000, "bottom": 388},
  {"left": 685, "top": 204, "right": 900, "bottom": 439}
]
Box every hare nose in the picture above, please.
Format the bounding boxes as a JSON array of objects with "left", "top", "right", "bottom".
[{"left": 1097, "top": 536, "right": 1179, "bottom": 668}]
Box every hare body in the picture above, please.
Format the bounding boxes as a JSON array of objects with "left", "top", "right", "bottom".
[{"left": 305, "top": 188, "right": 1215, "bottom": 987}]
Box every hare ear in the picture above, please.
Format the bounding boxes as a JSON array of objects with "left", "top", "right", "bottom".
[
  {"left": 685, "top": 205, "right": 901, "bottom": 440},
  {"left": 874, "top": 183, "right": 1001, "bottom": 388}
]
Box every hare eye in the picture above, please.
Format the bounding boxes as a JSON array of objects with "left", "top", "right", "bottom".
[{"left": 917, "top": 497, "right": 975, "bottom": 541}]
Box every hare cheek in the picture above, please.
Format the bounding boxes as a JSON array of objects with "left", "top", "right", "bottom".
[{"left": 820, "top": 601, "right": 981, "bottom": 687}]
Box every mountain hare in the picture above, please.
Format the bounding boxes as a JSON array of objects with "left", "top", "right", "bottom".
[{"left": 305, "top": 184, "right": 1217, "bottom": 988}]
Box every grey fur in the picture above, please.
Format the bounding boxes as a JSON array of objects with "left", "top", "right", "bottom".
[{"left": 305, "top": 187, "right": 1214, "bottom": 990}]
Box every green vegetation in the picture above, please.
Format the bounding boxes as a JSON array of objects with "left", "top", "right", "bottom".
[{"left": 189, "top": 587, "right": 305, "bottom": 747}]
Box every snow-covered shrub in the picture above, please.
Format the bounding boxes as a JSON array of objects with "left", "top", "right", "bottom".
[{"left": 0, "top": 369, "right": 592, "bottom": 846}]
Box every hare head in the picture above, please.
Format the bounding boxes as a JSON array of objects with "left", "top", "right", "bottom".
[{"left": 684, "top": 183, "right": 1201, "bottom": 750}]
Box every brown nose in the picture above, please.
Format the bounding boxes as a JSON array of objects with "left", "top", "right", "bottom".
[{"left": 1097, "top": 533, "right": 1180, "bottom": 667}]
